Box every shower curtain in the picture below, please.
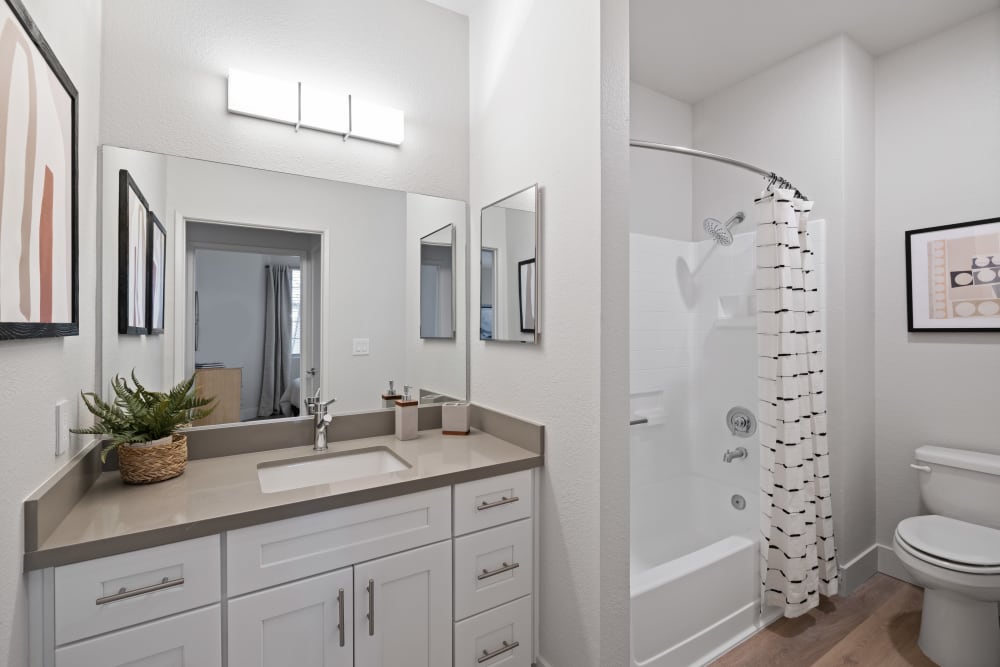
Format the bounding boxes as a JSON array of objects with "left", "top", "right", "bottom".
[
  {"left": 755, "top": 188, "right": 838, "bottom": 618},
  {"left": 258, "top": 265, "right": 292, "bottom": 417}
]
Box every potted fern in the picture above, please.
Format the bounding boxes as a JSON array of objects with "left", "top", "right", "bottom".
[{"left": 73, "top": 372, "right": 214, "bottom": 484}]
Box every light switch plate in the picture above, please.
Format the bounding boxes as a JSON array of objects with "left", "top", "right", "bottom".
[
  {"left": 352, "top": 338, "right": 370, "bottom": 356},
  {"left": 54, "top": 400, "right": 69, "bottom": 456}
]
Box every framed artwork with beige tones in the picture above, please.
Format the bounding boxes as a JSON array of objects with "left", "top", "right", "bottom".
[
  {"left": 906, "top": 217, "right": 1000, "bottom": 332},
  {"left": 118, "top": 170, "right": 149, "bottom": 335},
  {"left": 0, "top": 0, "right": 79, "bottom": 340}
]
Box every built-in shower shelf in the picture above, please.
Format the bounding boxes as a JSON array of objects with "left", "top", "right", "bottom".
[{"left": 714, "top": 317, "right": 755, "bottom": 329}]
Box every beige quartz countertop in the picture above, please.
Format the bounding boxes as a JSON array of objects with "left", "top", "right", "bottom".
[{"left": 26, "top": 428, "right": 541, "bottom": 570}]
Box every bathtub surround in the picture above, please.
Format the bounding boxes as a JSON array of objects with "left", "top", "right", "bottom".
[{"left": 755, "top": 190, "right": 839, "bottom": 617}]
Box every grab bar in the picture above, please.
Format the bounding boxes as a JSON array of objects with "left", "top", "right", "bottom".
[{"left": 629, "top": 417, "right": 649, "bottom": 426}]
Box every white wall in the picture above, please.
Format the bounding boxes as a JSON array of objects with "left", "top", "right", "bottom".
[
  {"left": 630, "top": 82, "right": 693, "bottom": 240},
  {"left": 469, "top": 0, "right": 630, "bottom": 664},
  {"left": 405, "top": 193, "right": 467, "bottom": 401},
  {"left": 0, "top": 1, "right": 102, "bottom": 664},
  {"left": 99, "top": 0, "right": 469, "bottom": 201},
  {"left": 692, "top": 35, "right": 877, "bottom": 569},
  {"left": 874, "top": 10, "right": 1000, "bottom": 557},
  {"left": 99, "top": 146, "right": 167, "bottom": 392}
]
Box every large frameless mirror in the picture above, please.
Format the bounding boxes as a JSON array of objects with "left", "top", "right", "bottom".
[
  {"left": 419, "top": 224, "right": 455, "bottom": 339},
  {"left": 480, "top": 184, "right": 539, "bottom": 344}
]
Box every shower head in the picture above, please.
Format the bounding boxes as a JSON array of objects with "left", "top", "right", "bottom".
[{"left": 702, "top": 211, "right": 745, "bottom": 246}]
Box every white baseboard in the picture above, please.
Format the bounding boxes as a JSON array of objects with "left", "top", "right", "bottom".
[
  {"left": 534, "top": 656, "right": 555, "bottom": 667},
  {"left": 877, "top": 543, "right": 915, "bottom": 585},
  {"left": 838, "top": 544, "right": 879, "bottom": 595}
]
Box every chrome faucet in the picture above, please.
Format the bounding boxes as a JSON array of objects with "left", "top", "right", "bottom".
[
  {"left": 305, "top": 388, "right": 337, "bottom": 452},
  {"left": 723, "top": 446, "right": 748, "bottom": 463}
]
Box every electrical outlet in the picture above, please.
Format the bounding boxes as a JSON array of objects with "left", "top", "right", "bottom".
[
  {"left": 352, "top": 338, "right": 370, "bottom": 356},
  {"left": 54, "top": 400, "right": 69, "bottom": 456}
]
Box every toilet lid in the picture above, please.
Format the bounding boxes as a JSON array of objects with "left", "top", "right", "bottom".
[{"left": 896, "top": 515, "right": 1000, "bottom": 568}]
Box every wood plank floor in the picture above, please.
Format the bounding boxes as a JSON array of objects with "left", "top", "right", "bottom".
[{"left": 710, "top": 574, "right": 938, "bottom": 667}]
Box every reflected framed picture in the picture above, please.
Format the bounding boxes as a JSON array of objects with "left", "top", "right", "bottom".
[
  {"left": 118, "top": 170, "right": 149, "bottom": 335},
  {"left": 0, "top": 0, "right": 79, "bottom": 340},
  {"left": 906, "top": 217, "right": 1000, "bottom": 332},
  {"left": 518, "top": 258, "right": 536, "bottom": 334},
  {"left": 147, "top": 212, "right": 165, "bottom": 334}
]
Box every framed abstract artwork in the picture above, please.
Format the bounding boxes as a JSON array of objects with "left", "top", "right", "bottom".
[
  {"left": 518, "top": 258, "right": 536, "bottom": 334},
  {"left": 118, "top": 170, "right": 149, "bottom": 335},
  {"left": 147, "top": 212, "right": 165, "bottom": 334},
  {"left": 906, "top": 217, "right": 1000, "bottom": 332},
  {"left": 0, "top": 0, "right": 79, "bottom": 340}
]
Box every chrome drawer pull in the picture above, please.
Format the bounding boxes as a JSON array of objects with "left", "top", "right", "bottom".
[
  {"left": 479, "top": 640, "right": 519, "bottom": 663},
  {"left": 477, "top": 495, "right": 519, "bottom": 511},
  {"left": 337, "top": 588, "right": 345, "bottom": 647},
  {"left": 366, "top": 579, "right": 375, "bottom": 636},
  {"left": 95, "top": 576, "right": 184, "bottom": 605},
  {"left": 478, "top": 561, "right": 520, "bottom": 581}
]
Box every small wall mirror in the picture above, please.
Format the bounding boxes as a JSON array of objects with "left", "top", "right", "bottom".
[
  {"left": 419, "top": 224, "right": 455, "bottom": 339},
  {"left": 480, "top": 184, "right": 539, "bottom": 343}
]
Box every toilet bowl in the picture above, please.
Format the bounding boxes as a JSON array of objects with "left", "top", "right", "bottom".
[{"left": 894, "top": 446, "right": 1000, "bottom": 667}]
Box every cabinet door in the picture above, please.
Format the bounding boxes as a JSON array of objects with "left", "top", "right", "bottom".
[
  {"left": 354, "top": 540, "right": 451, "bottom": 667},
  {"left": 228, "top": 567, "right": 353, "bottom": 667},
  {"left": 55, "top": 605, "right": 220, "bottom": 667}
]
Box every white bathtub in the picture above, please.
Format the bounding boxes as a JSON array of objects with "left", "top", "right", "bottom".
[{"left": 630, "top": 474, "right": 777, "bottom": 667}]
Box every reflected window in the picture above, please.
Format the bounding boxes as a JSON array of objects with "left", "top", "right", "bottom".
[
  {"left": 481, "top": 248, "right": 496, "bottom": 340},
  {"left": 290, "top": 268, "right": 301, "bottom": 355}
]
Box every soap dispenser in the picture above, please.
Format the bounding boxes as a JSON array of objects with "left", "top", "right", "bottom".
[
  {"left": 382, "top": 379, "right": 402, "bottom": 409},
  {"left": 395, "top": 385, "right": 418, "bottom": 441}
]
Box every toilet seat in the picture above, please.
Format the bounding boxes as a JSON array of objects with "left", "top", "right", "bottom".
[{"left": 895, "top": 515, "right": 1000, "bottom": 574}]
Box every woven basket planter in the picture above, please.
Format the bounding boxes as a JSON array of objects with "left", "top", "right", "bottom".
[{"left": 117, "top": 434, "right": 188, "bottom": 484}]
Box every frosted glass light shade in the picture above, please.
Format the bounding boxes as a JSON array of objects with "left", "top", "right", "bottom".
[
  {"left": 351, "top": 97, "right": 405, "bottom": 145},
  {"left": 227, "top": 69, "right": 298, "bottom": 125},
  {"left": 300, "top": 84, "right": 350, "bottom": 134}
]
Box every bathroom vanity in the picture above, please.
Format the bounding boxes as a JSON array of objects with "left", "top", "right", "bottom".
[{"left": 24, "top": 410, "right": 543, "bottom": 667}]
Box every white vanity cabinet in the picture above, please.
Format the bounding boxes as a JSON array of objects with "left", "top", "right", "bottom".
[{"left": 31, "top": 469, "right": 537, "bottom": 667}]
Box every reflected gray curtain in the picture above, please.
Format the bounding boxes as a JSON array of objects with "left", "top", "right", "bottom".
[{"left": 258, "top": 265, "right": 292, "bottom": 417}]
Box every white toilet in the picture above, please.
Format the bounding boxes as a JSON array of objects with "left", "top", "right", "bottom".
[{"left": 893, "top": 445, "right": 1000, "bottom": 667}]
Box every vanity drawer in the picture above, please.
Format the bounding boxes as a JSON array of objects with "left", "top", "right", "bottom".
[
  {"left": 454, "top": 519, "right": 533, "bottom": 620},
  {"left": 227, "top": 486, "right": 451, "bottom": 596},
  {"left": 454, "top": 595, "right": 532, "bottom": 667},
  {"left": 55, "top": 604, "right": 221, "bottom": 667},
  {"left": 54, "top": 535, "right": 220, "bottom": 646},
  {"left": 453, "top": 470, "right": 532, "bottom": 536}
]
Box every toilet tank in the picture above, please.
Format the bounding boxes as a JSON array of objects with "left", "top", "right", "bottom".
[{"left": 915, "top": 446, "right": 1000, "bottom": 529}]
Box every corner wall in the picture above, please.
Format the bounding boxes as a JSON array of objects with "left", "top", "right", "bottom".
[
  {"left": 0, "top": 1, "right": 103, "bottom": 664},
  {"left": 692, "top": 35, "right": 878, "bottom": 575},
  {"left": 874, "top": 10, "right": 1000, "bottom": 568},
  {"left": 468, "top": 0, "right": 630, "bottom": 664}
]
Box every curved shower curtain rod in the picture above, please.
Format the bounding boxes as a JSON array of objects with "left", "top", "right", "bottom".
[{"left": 630, "top": 140, "right": 808, "bottom": 200}]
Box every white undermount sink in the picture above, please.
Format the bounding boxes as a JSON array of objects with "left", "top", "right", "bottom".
[{"left": 258, "top": 447, "right": 411, "bottom": 494}]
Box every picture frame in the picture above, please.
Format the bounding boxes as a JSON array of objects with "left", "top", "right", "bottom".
[
  {"left": 147, "top": 212, "right": 166, "bottom": 334},
  {"left": 118, "top": 170, "right": 149, "bottom": 335},
  {"left": 518, "top": 258, "right": 536, "bottom": 334},
  {"left": 905, "top": 216, "right": 1000, "bottom": 332},
  {"left": 0, "top": 0, "right": 79, "bottom": 340}
]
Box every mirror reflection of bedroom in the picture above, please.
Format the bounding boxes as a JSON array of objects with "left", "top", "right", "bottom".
[{"left": 188, "top": 223, "right": 320, "bottom": 425}]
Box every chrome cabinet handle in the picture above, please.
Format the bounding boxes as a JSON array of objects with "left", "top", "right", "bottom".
[
  {"left": 477, "top": 496, "right": 519, "bottom": 511},
  {"left": 478, "top": 640, "right": 519, "bottom": 663},
  {"left": 366, "top": 579, "right": 375, "bottom": 636},
  {"left": 478, "top": 561, "right": 520, "bottom": 581},
  {"left": 629, "top": 417, "right": 649, "bottom": 426},
  {"left": 337, "top": 588, "right": 345, "bottom": 647},
  {"left": 95, "top": 576, "right": 184, "bottom": 605},
  {"left": 910, "top": 464, "right": 932, "bottom": 473}
]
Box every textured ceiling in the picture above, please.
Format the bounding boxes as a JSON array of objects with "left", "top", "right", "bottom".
[{"left": 631, "top": 0, "right": 1000, "bottom": 102}]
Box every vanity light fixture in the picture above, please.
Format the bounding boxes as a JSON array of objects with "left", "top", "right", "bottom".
[
  {"left": 349, "top": 97, "right": 405, "bottom": 146},
  {"left": 226, "top": 69, "right": 404, "bottom": 146},
  {"left": 227, "top": 69, "right": 299, "bottom": 125}
]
